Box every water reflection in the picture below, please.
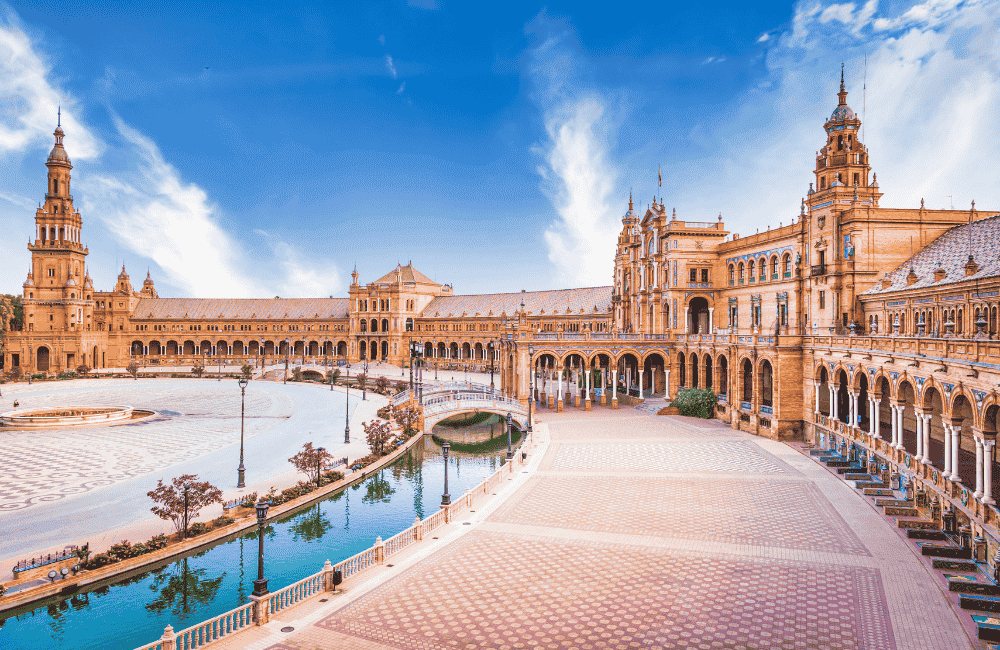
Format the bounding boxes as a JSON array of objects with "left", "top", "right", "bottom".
[{"left": 145, "top": 558, "right": 225, "bottom": 619}]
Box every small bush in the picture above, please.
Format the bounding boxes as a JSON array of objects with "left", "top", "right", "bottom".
[
  {"left": 672, "top": 388, "right": 717, "bottom": 419},
  {"left": 188, "top": 522, "right": 208, "bottom": 536}
]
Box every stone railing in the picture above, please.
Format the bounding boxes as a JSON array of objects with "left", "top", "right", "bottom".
[
  {"left": 815, "top": 334, "right": 1000, "bottom": 368},
  {"left": 136, "top": 442, "right": 532, "bottom": 650}
]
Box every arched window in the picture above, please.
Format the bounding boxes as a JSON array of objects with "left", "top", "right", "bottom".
[
  {"left": 405, "top": 317, "right": 414, "bottom": 332},
  {"left": 770, "top": 256, "right": 778, "bottom": 279},
  {"left": 748, "top": 260, "right": 755, "bottom": 282},
  {"left": 782, "top": 253, "right": 792, "bottom": 277},
  {"left": 360, "top": 320, "right": 367, "bottom": 332},
  {"left": 738, "top": 263, "right": 745, "bottom": 283},
  {"left": 758, "top": 258, "right": 767, "bottom": 281},
  {"left": 760, "top": 361, "right": 774, "bottom": 407},
  {"left": 742, "top": 358, "right": 753, "bottom": 403},
  {"left": 381, "top": 318, "right": 388, "bottom": 332},
  {"left": 728, "top": 264, "right": 735, "bottom": 285}
]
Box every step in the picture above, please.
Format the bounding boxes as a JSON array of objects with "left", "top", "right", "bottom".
[
  {"left": 972, "top": 615, "right": 1000, "bottom": 642},
  {"left": 907, "top": 529, "right": 946, "bottom": 540},
  {"left": 921, "top": 543, "right": 972, "bottom": 559},
  {"left": 835, "top": 465, "right": 865, "bottom": 475},
  {"left": 949, "top": 579, "right": 1000, "bottom": 596},
  {"left": 885, "top": 506, "right": 920, "bottom": 517},
  {"left": 844, "top": 472, "right": 872, "bottom": 481},
  {"left": 961, "top": 594, "right": 1000, "bottom": 613},
  {"left": 934, "top": 558, "right": 978, "bottom": 571},
  {"left": 856, "top": 480, "right": 888, "bottom": 490},
  {"left": 863, "top": 488, "right": 894, "bottom": 497},
  {"left": 875, "top": 498, "right": 912, "bottom": 508},
  {"left": 809, "top": 449, "right": 833, "bottom": 456},
  {"left": 825, "top": 460, "right": 853, "bottom": 468},
  {"left": 898, "top": 518, "right": 938, "bottom": 530}
]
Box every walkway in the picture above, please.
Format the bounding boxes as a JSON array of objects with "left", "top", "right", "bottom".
[{"left": 216, "top": 408, "right": 978, "bottom": 649}]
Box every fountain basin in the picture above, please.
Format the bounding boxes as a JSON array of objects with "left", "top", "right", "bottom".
[{"left": 0, "top": 406, "right": 145, "bottom": 429}]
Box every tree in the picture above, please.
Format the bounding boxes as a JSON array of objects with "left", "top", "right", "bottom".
[
  {"left": 126, "top": 360, "right": 139, "bottom": 379},
  {"left": 147, "top": 474, "right": 223, "bottom": 537},
  {"left": 326, "top": 368, "right": 341, "bottom": 385},
  {"left": 4, "top": 367, "right": 22, "bottom": 382},
  {"left": 364, "top": 419, "right": 393, "bottom": 456},
  {"left": 356, "top": 372, "right": 367, "bottom": 393},
  {"left": 394, "top": 405, "right": 421, "bottom": 436},
  {"left": 288, "top": 442, "right": 334, "bottom": 487},
  {"left": 291, "top": 366, "right": 303, "bottom": 382},
  {"left": 191, "top": 362, "right": 205, "bottom": 378},
  {"left": 374, "top": 375, "right": 389, "bottom": 395},
  {"left": 240, "top": 363, "right": 253, "bottom": 380},
  {"left": 76, "top": 364, "right": 91, "bottom": 376},
  {"left": 145, "top": 557, "right": 224, "bottom": 616}
]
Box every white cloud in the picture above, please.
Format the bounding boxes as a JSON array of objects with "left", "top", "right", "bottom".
[
  {"left": 0, "top": 12, "right": 342, "bottom": 298},
  {"left": 0, "top": 11, "right": 100, "bottom": 158},
  {"left": 527, "top": 15, "right": 619, "bottom": 287},
  {"left": 396, "top": 81, "right": 406, "bottom": 95},
  {"left": 702, "top": 56, "right": 727, "bottom": 65},
  {"left": 757, "top": 32, "right": 771, "bottom": 43},
  {"left": 819, "top": 3, "right": 857, "bottom": 24},
  {"left": 384, "top": 54, "right": 398, "bottom": 79},
  {"left": 675, "top": 0, "right": 1000, "bottom": 234}
]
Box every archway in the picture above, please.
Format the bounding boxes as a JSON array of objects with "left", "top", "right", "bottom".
[
  {"left": 644, "top": 352, "right": 665, "bottom": 396},
  {"left": 704, "top": 355, "right": 713, "bottom": 391},
  {"left": 687, "top": 297, "right": 710, "bottom": 334},
  {"left": 359, "top": 340, "right": 368, "bottom": 360},
  {"left": 677, "top": 352, "right": 686, "bottom": 388},
  {"left": 131, "top": 340, "right": 143, "bottom": 356},
  {"left": 741, "top": 358, "right": 753, "bottom": 407},
  {"left": 618, "top": 353, "right": 640, "bottom": 397},
  {"left": 897, "top": 380, "right": 917, "bottom": 456},
  {"left": 37, "top": 346, "right": 50, "bottom": 372},
  {"left": 690, "top": 353, "right": 700, "bottom": 389},
  {"left": 951, "top": 395, "right": 975, "bottom": 486},
  {"left": 760, "top": 360, "right": 774, "bottom": 409},
  {"left": 835, "top": 369, "right": 850, "bottom": 424},
  {"left": 921, "top": 387, "right": 945, "bottom": 470},
  {"left": 717, "top": 355, "right": 728, "bottom": 398},
  {"left": 817, "top": 367, "right": 831, "bottom": 415},
  {"left": 381, "top": 340, "right": 389, "bottom": 360}
]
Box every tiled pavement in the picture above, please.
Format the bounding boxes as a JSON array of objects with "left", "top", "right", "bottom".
[{"left": 221, "top": 409, "right": 979, "bottom": 650}]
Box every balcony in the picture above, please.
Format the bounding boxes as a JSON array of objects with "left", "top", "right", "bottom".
[{"left": 810, "top": 264, "right": 827, "bottom": 276}]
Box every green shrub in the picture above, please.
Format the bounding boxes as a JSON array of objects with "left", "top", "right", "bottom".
[{"left": 673, "top": 388, "right": 717, "bottom": 419}]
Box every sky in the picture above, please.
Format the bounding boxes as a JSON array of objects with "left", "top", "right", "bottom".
[{"left": 0, "top": 0, "right": 998, "bottom": 298}]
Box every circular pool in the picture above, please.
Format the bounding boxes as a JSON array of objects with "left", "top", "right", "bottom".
[{"left": 0, "top": 406, "right": 144, "bottom": 428}]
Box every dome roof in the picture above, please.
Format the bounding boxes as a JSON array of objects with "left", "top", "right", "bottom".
[
  {"left": 65, "top": 277, "right": 77, "bottom": 287},
  {"left": 830, "top": 103, "right": 857, "bottom": 122}
]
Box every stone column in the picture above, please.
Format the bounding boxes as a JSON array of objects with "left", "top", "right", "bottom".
[
  {"left": 611, "top": 369, "right": 619, "bottom": 409},
  {"left": 914, "top": 410, "right": 924, "bottom": 461},
  {"left": 831, "top": 385, "right": 839, "bottom": 421},
  {"left": 890, "top": 405, "right": 900, "bottom": 448},
  {"left": 665, "top": 368, "right": 671, "bottom": 400},
  {"left": 556, "top": 364, "right": 564, "bottom": 412},
  {"left": 638, "top": 366, "right": 644, "bottom": 399},
  {"left": 814, "top": 384, "right": 821, "bottom": 414},
  {"left": 921, "top": 414, "right": 932, "bottom": 466},
  {"left": 708, "top": 307, "right": 715, "bottom": 335},
  {"left": 983, "top": 439, "right": 996, "bottom": 505},
  {"left": 975, "top": 437, "right": 984, "bottom": 499},
  {"left": 943, "top": 423, "right": 952, "bottom": 476},
  {"left": 950, "top": 424, "right": 962, "bottom": 481},
  {"left": 584, "top": 366, "right": 592, "bottom": 411},
  {"left": 874, "top": 399, "right": 882, "bottom": 439},
  {"left": 896, "top": 405, "right": 906, "bottom": 450}
]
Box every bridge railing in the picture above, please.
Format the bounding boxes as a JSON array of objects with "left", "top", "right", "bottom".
[{"left": 136, "top": 431, "right": 533, "bottom": 650}]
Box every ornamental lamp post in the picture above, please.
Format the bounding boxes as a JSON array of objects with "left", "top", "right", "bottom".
[
  {"left": 237, "top": 377, "right": 249, "bottom": 488},
  {"left": 441, "top": 442, "right": 451, "bottom": 506},
  {"left": 506, "top": 411, "right": 513, "bottom": 460},
  {"left": 344, "top": 362, "right": 351, "bottom": 444},
  {"left": 316, "top": 447, "right": 325, "bottom": 488},
  {"left": 362, "top": 359, "right": 368, "bottom": 401},
  {"left": 487, "top": 341, "right": 495, "bottom": 392},
  {"left": 252, "top": 499, "right": 270, "bottom": 597},
  {"left": 527, "top": 345, "right": 535, "bottom": 435},
  {"left": 283, "top": 338, "right": 290, "bottom": 384}
]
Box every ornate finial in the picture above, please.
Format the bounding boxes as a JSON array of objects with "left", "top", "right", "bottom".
[
  {"left": 718, "top": 211, "right": 723, "bottom": 222},
  {"left": 840, "top": 63, "right": 845, "bottom": 92},
  {"left": 57, "top": 105, "right": 61, "bottom": 128},
  {"left": 837, "top": 63, "right": 848, "bottom": 106},
  {"left": 628, "top": 190, "right": 633, "bottom": 211},
  {"left": 800, "top": 198, "right": 806, "bottom": 215},
  {"left": 971, "top": 199, "right": 976, "bottom": 211},
  {"left": 920, "top": 197, "right": 925, "bottom": 209}
]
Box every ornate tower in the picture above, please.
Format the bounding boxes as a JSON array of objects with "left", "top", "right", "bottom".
[{"left": 20, "top": 117, "right": 96, "bottom": 371}]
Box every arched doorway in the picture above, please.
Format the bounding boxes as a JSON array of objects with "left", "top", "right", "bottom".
[
  {"left": 677, "top": 352, "right": 686, "bottom": 388},
  {"left": 760, "top": 360, "right": 774, "bottom": 410},
  {"left": 690, "top": 353, "right": 699, "bottom": 389},
  {"left": 704, "top": 355, "right": 713, "bottom": 391},
  {"left": 688, "top": 297, "right": 710, "bottom": 334},
  {"left": 897, "top": 380, "right": 917, "bottom": 456},
  {"left": 717, "top": 355, "right": 728, "bottom": 398},
  {"left": 741, "top": 358, "right": 753, "bottom": 407},
  {"left": 36, "top": 346, "right": 50, "bottom": 372},
  {"left": 836, "top": 370, "right": 850, "bottom": 424}
]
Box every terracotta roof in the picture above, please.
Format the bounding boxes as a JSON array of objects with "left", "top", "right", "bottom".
[
  {"left": 422, "top": 286, "right": 612, "bottom": 318},
  {"left": 372, "top": 263, "right": 438, "bottom": 286},
  {"left": 132, "top": 298, "right": 349, "bottom": 320},
  {"left": 862, "top": 213, "right": 1000, "bottom": 295}
]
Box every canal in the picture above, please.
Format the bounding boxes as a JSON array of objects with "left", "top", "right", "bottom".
[{"left": 0, "top": 435, "right": 508, "bottom": 649}]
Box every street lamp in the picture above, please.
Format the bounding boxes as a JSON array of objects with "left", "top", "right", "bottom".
[
  {"left": 441, "top": 442, "right": 451, "bottom": 506},
  {"left": 527, "top": 345, "right": 534, "bottom": 435},
  {"left": 344, "top": 362, "right": 351, "bottom": 444},
  {"left": 260, "top": 339, "right": 265, "bottom": 369},
  {"left": 283, "top": 338, "right": 290, "bottom": 384},
  {"left": 487, "top": 341, "right": 495, "bottom": 392},
  {"left": 252, "top": 499, "right": 270, "bottom": 597},
  {"left": 362, "top": 359, "right": 368, "bottom": 401},
  {"left": 237, "top": 377, "right": 249, "bottom": 488},
  {"left": 506, "top": 411, "right": 513, "bottom": 460},
  {"left": 316, "top": 447, "right": 325, "bottom": 488}
]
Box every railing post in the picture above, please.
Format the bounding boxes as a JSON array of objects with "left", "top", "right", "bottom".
[
  {"left": 444, "top": 504, "right": 451, "bottom": 524},
  {"left": 159, "top": 624, "right": 176, "bottom": 650},
  {"left": 374, "top": 536, "right": 385, "bottom": 564},
  {"left": 414, "top": 516, "right": 424, "bottom": 541},
  {"left": 322, "top": 559, "right": 334, "bottom": 591},
  {"left": 250, "top": 594, "right": 270, "bottom": 626}
]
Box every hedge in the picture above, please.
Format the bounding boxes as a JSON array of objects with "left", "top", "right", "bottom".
[{"left": 672, "top": 387, "right": 717, "bottom": 419}]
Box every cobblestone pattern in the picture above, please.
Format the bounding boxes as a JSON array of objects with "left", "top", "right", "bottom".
[
  {"left": 0, "top": 382, "right": 277, "bottom": 511},
  {"left": 489, "top": 474, "right": 871, "bottom": 555},
  {"left": 545, "top": 439, "right": 797, "bottom": 475},
  {"left": 317, "top": 530, "right": 895, "bottom": 649}
]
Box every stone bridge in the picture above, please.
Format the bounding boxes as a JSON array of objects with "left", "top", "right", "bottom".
[{"left": 392, "top": 382, "right": 529, "bottom": 433}]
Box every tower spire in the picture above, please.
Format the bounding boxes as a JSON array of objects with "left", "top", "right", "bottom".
[
  {"left": 837, "top": 63, "right": 848, "bottom": 106},
  {"left": 57, "top": 105, "right": 61, "bottom": 128}
]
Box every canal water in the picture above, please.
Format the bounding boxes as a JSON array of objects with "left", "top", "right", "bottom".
[{"left": 0, "top": 436, "right": 506, "bottom": 649}]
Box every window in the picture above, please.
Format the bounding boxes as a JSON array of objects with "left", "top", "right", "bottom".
[
  {"left": 47, "top": 268, "right": 55, "bottom": 278},
  {"left": 819, "top": 291, "right": 826, "bottom": 310},
  {"left": 701, "top": 268, "right": 709, "bottom": 283},
  {"left": 759, "top": 259, "right": 767, "bottom": 281},
  {"left": 738, "top": 263, "right": 745, "bottom": 283},
  {"left": 728, "top": 265, "right": 735, "bottom": 285},
  {"left": 748, "top": 260, "right": 755, "bottom": 282},
  {"left": 689, "top": 269, "right": 697, "bottom": 283},
  {"left": 783, "top": 254, "right": 792, "bottom": 277}
]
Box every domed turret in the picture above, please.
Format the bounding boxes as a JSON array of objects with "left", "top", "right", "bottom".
[{"left": 140, "top": 270, "right": 158, "bottom": 298}]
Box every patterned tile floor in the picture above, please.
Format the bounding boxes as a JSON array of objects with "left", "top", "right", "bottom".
[{"left": 218, "top": 409, "right": 977, "bottom": 650}]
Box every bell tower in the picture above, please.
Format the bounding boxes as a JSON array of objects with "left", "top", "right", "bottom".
[{"left": 21, "top": 114, "right": 95, "bottom": 371}]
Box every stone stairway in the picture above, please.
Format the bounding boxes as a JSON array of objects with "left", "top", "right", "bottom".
[{"left": 808, "top": 444, "right": 999, "bottom": 645}]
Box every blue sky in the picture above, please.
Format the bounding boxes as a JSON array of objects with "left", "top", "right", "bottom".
[{"left": 1, "top": 1, "right": 998, "bottom": 297}]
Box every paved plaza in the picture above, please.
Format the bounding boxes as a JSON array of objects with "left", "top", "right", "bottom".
[
  {"left": 223, "top": 407, "right": 979, "bottom": 650},
  {"left": 0, "top": 378, "right": 381, "bottom": 568}
]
